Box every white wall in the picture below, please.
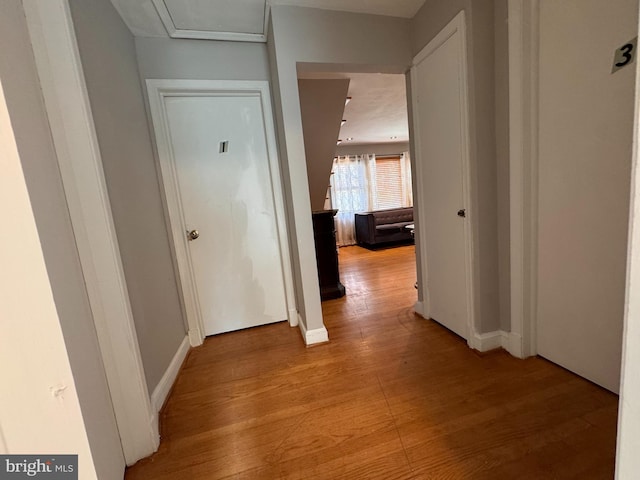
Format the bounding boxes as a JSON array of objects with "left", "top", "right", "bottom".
[
  {"left": 411, "top": 0, "right": 501, "bottom": 334},
  {"left": 0, "top": 1, "right": 124, "bottom": 478},
  {"left": 268, "top": 6, "right": 412, "bottom": 336},
  {"left": 0, "top": 69, "right": 99, "bottom": 480},
  {"left": 69, "top": 0, "right": 186, "bottom": 392}
]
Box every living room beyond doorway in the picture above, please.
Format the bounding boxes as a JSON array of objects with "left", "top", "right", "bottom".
[{"left": 322, "top": 244, "right": 418, "bottom": 329}]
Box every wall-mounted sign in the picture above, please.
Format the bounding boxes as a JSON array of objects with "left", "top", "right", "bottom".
[{"left": 612, "top": 37, "right": 638, "bottom": 73}]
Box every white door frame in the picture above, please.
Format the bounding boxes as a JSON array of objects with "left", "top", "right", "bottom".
[
  {"left": 22, "top": 0, "right": 158, "bottom": 464},
  {"left": 617, "top": 9, "right": 640, "bottom": 472},
  {"left": 146, "top": 79, "right": 297, "bottom": 346},
  {"left": 410, "top": 11, "right": 479, "bottom": 345},
  {"left": 507, "top": 0, "right": 540, "bottom": 359}
]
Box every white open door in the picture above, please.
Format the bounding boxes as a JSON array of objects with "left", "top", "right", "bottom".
[{"left": 411, "top": 11, "right": 475, "bottom": 341}]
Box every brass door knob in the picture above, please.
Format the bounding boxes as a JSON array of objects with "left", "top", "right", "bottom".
[{"left": 187, "top": 229, "right": 200, "bottom": 241}]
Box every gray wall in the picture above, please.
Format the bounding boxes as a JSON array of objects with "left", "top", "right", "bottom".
[
  {"left": 267, "top": 22, "right": 306, "bottom": 324},
  {"left": 411, "top": 0, "right": 501, "bottom": 333},
  {"left": 0, "top": 1, "right": 123, "bottom": 478},
  {"left": 298, "top": 79, "right": 350, "bottom": 211},
  {"left": 269, "top": 6, "right": 412, "bottom": 334},
  {"left": 69, "top": 0, "right": 186, "bottom": 392},
  {"left": 135, "top": 37, "right": 271, "bottom": 81}
]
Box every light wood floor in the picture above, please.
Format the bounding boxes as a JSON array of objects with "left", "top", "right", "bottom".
[{"left": 126, "top": 245, "right": 618, "bottom": 479}]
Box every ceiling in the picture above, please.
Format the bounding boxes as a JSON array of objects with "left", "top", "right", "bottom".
[
  {"left": 298, "top": 72, "right": 409, "bottom": 146},
  {"left": 108, "top": 1, "right": 412, "bottom": 146},
  {"left": 109, "top": 0, "right": 425, "bottom": 38}
]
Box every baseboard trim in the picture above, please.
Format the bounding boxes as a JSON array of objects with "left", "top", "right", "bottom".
[
  {"left": 470, "top": 330, "right": 522, "bottom": 355},
  {"left": 505, "top": 331, "right": 523, "bottom": 358},
  {"left": 298, "top": 314, "right": 329, "bottom": 346},
  {"left": 150, "top": 336, "right": 190, "bottom": 439},
  {"left": 414, "top": 301, "right": 426, "bottom": 318},
  {"left": 288, "top": 308, "right": 299, "bottom": 327},
  {"left": 187, "top": 328, "right": 203, "bottom": 347},
  {"left": 469, "top": 330, "right": 507, "bottom": 352}
]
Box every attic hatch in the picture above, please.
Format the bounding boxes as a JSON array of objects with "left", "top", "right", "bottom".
[{"left": 152, "top": 0, "right": 269, "bottom": 42}]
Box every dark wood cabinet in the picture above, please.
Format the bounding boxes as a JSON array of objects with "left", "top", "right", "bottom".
[{"left": 312, "top": 210, "right": 345, "bottom": 300}]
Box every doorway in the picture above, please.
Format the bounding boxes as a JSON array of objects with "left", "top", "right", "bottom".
[{"left": 297, "top": 70, "right": 418, "bottom": 321}]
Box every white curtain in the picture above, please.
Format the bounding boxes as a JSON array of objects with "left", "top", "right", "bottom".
[
  {"left": 400, "top": 151, "right": 413, "bottom": 207},
  {"left": 330, "top": 154, "right": 376, "bottom": 246}
]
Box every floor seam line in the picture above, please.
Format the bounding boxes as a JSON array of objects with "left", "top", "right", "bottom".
[{"left": 376, "top": 374, "right": 415, "bottom": 475}]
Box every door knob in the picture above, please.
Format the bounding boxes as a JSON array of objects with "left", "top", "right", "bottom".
[
  {"left": 187, "top": 229, "right": 200, "bottom": 241},
  {"left": 457, "top": 209, "right": 466, "bottom": 218}
]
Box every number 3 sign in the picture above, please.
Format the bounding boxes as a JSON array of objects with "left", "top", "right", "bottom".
[{"left": 613, "top": 37, "right": 638, "bottom": 73}]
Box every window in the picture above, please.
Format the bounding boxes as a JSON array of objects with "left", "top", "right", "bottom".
[
  {"left": 330, "top": 153, "right": 412, "bottom": 245},
  {"left": 375, "top": 156, "right": 404, "bottom": 210}
]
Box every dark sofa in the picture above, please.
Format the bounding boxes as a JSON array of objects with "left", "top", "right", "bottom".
[{"left": 355, "top": 207, "right": 414, "bottom": 247}]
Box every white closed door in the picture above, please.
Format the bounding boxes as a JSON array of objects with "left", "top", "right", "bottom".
[
  {"left": 412, "top": 14, "right": 471, "bottom": 339},
  {"left": 536, "top": 0, "right": 637, "bottom": 393},
  {"left": 164, "top": 94, "right": 288, "bottom": 336}
]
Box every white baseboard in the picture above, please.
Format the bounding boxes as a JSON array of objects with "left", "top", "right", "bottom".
[
  {"left": 470, "top": 330, "right": 523, "bottom": 355},
  {"left": 504, "top": 331, "right": 523, "bottom": 358},
  {"left": 469, "top": 330, "right": 507, "bottom": 352},
  {"left": 288, "top": 308, "right": 299, "bottom": 327},
  {"left": 413, "top": 304, "right": 523, "bottom": 358},
  {"left": 188, "top": 328, "right": 203, "bottom": 347},
  {"left": 298, "top": 313, "right": 329, "bottom": 345},
  {"left": 150, "top": 336, "right": 190, "bottom": 439}
]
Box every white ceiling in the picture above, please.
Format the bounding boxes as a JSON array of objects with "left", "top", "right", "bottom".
[
  {"left": 298, "top": 72, "right": 409, "bottom": 146},
  {"left": 110, "top": 0, "right": 167, "bottom": 37},
  {"left": 109, "top": 0, "right": 425, "bottom": 38}
]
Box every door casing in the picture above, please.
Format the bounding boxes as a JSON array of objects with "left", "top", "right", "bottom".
[{"left": 23, "top": 0, "right": 156, "bottom": 464}]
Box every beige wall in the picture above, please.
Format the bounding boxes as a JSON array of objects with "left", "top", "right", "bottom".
[
  {"left": 0, "top": 1, "right": 123, "bottom": 478},
  {"left": 411, "top": 0, "right": 501, "bottom": 333},
  {"left": 69, "top": 0, "right": 186, "bottom": 392},
  {"left": 494, "top": 0, "right": 510, "bottom": 332},
  {"left": 299, "top": 79, "right": 350, "bottom": 211},
  {"left": 268, "top": 6, "right": 412, "bottom": 334}
]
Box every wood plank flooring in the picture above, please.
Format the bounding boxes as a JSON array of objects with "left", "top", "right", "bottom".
[{"left": 126, "top": 245, "right": 618, "bottom": 479}]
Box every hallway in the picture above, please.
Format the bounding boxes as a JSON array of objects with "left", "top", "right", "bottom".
[{"left": 126, "top": 245, "right": 618, "bottom": 479}]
